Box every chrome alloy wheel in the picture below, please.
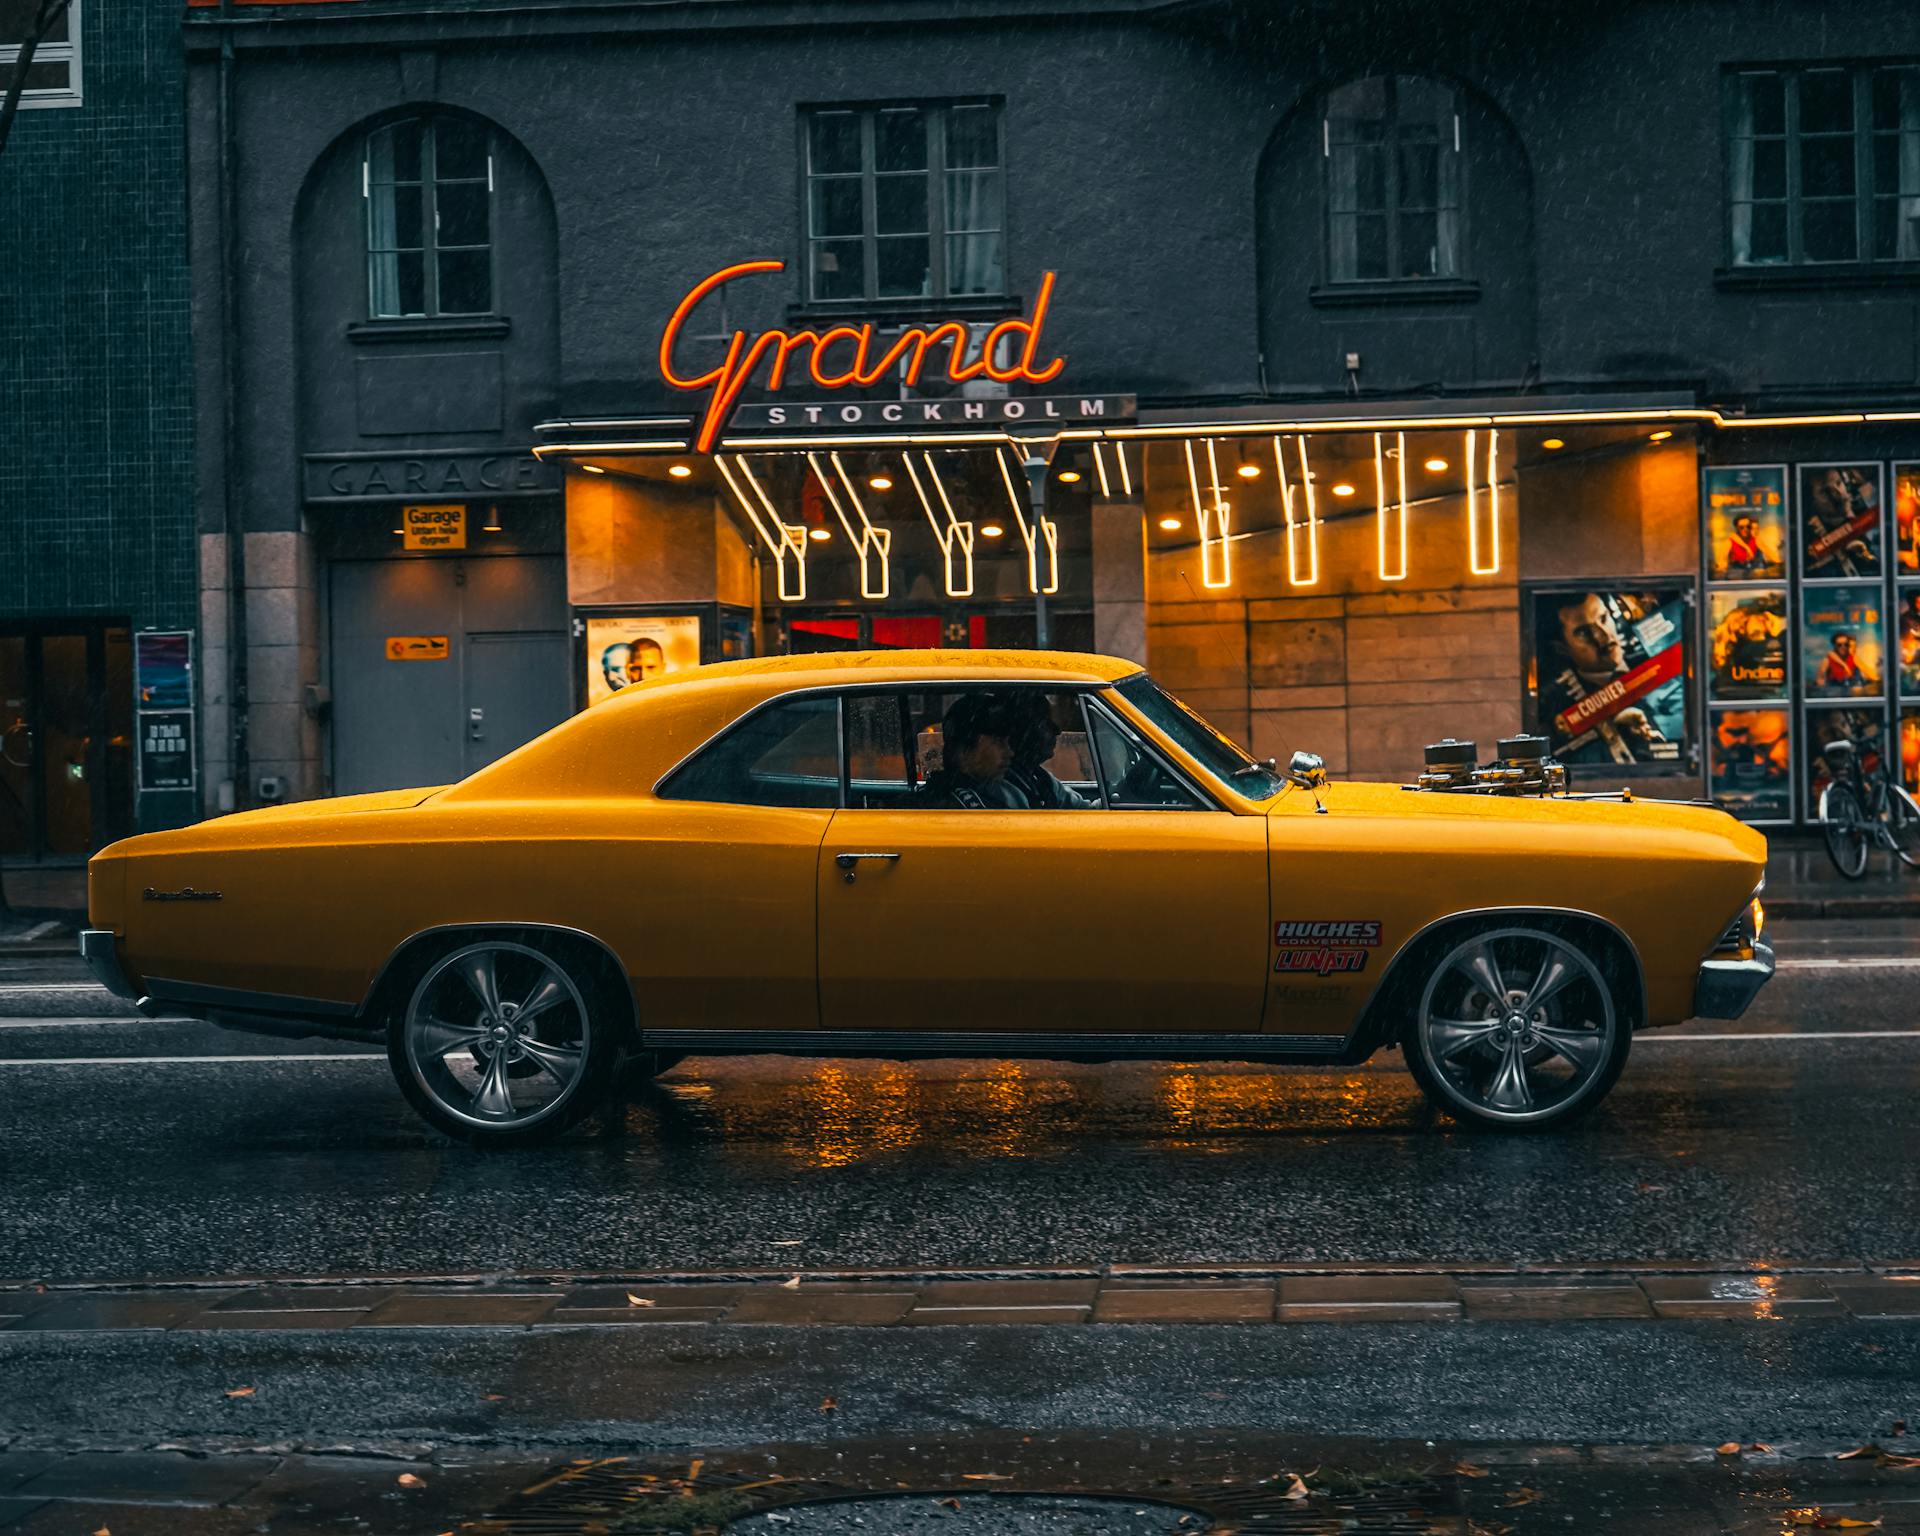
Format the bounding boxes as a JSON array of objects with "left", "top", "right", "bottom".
[
  {"left": 403, "top": 941, "right": 591, "bottom": 1131},
  {"left": 1415, "top": 927, "right": 1618, "bottom": 1126}
]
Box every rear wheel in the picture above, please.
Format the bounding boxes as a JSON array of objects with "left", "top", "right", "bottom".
[
  {"left": 389, "top": 936, "right": 621, "bottom": 1146},
  {"left": 1888, "top": 787, "right": 1920, "bottom": 871},
  {"left": 1822, "top": 784, "right": 1871, "bottom": 879},
  {"left": 1404, "top": 925, "right": 1630, "bottom": 1132}
]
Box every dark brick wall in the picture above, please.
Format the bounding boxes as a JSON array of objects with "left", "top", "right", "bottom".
[{"left": 0, "top": 0, "right": 195, "bottom": 631}]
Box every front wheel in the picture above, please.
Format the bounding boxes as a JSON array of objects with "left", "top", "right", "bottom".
[
  {"left": 1888, "top": 787, "right": 1920, "bottom": 871},
  {"left": 1822, "top": 784, "right": 1871, "bottom": 879},
  {"left": 389, "top": 936, "right": 621, "bottom": 1146},
  {"left": 1404, "top": 925, "right": 1630, "bottom": 1132}
]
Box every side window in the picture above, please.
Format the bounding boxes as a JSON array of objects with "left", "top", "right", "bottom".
[
  {"left": 658, "top": 696, "right": 840, "bottom": 808},
  {"left": 844, "top": 692, "right": 914, "bottom": 808},
  {"left": 900, "top": 688, "right": 1101, "bottom": 810},
  {"left": 1086, "top": 701, "right": 1206, "bottom": 810}
]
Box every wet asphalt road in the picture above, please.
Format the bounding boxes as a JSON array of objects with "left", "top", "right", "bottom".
[{"left": 2, "top": 919, "right": 1916, "bottom": 1285}]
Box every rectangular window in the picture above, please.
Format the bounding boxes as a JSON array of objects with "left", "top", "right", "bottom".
[
  {"left": 1324, "top": 75, "right": 1461, "bottom": 282},
  {"left": 802, "top": 101, "right": 1005, "bottom": 303},
  {"left": 365, "top": 117, "right": 494, "bottom": 319},
  {"left": 657, "top": 695, "right": 842, "bottom": 809},
  {"left": 0, "top": 0, "right": 82, "bottom": 108},
  {"left": 1728, "top": 63, "right": 1920, "bottom": 267}
]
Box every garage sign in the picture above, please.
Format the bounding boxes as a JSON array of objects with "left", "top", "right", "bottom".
[{"left": 401, "top": 504, "right": 466, "bottom": 550}]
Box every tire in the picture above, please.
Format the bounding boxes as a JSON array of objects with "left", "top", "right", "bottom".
[
  {"left": 1888, "top": 788, "right": 1920, "bottom": 871},
  {"left": 387, "top": 933, "right": 623, "bottom": 1146},
  {"left": 1403, "top": 923, "right": 1631, "bottom": 1132},
  {"left": 1821, "top": 784, "right": 1870, "bottom": 880}
]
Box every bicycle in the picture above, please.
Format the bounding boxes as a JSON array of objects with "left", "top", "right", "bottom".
[{"left": 1817, "top": 736, "right": 1920, "bottom": 879}]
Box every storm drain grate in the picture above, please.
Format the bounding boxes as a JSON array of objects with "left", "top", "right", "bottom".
[{"left": 461, "top": 1460, "right": 1466, "bottom": 1535}]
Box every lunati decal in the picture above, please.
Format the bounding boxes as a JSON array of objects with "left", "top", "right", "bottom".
[{"left": 1273, "top": 919, "right": 1382, "bottom": 976}]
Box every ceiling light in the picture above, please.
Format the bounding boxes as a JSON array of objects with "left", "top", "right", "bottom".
[
  {"left": 1541, "top": 437, "right": 1566, "bottom": 450},
  {"left": 979, "top": 522, "right": 1005, "bottom": 538},
  {"left": 1236, "top": 463, "right": 1261, "bottom": 479},
  {"left": 668, "top": 463, "right": 693, "bottom": 478},
  {"left": 580, "top": 464, "right": 606, "bottom": 475},
  {"left": 1424, "top": 457, "right": 1449, "bottom": 473},
  {"left": 869, "top": 475, "right": 893, "bottom": 491},
  {"left": 808, "top": 527, "right": 831, "bottom": 542},
  {"left": 1058, "top": 469, "right": 1082, "bottom": 484},
  {"left": 1331, "top": 482, "right": 1356, "bottom": 497},
  {"left": 1649, "top": 429, "right": 1673, "bottom": 442},
  {"left": 1158, "top": 516, "right": 1183, "bottom": 531}
]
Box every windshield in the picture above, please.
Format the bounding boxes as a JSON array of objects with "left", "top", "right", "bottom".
[{"left": 1114, "top": 674, "right": 1288, "bottom": 799}]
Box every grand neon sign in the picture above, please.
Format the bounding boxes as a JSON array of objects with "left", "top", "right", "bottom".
[{"left": 658, "top": 260, "right": 1068, "bottom": 453}]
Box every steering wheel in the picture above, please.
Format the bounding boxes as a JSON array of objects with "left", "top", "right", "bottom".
[{"left": 1114, "top": 741, "right": 1166, "bottom": 805}]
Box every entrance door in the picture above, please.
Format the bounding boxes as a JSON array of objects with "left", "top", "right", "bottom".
[
  {"left": 815, "top": 687, "right": 1270, "bottom": 1035},
  {"left": 0, "top": 626, "right": 135, "bottom": 860},
  {"left": 330, "top": 556, "right": 568, "bottom": 795}
]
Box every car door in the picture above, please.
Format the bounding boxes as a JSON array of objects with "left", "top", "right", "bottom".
[{"left": 817, "top": 686, "right": 1269, "bottom": 1036}]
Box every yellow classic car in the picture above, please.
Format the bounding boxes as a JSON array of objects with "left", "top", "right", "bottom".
[{"left": 82, "top": 650, "right": 1771, "bottom": 1142}]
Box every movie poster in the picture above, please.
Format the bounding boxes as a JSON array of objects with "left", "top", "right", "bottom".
[
  {"left": 1798, "top": 462, "right": 1883, "bottom": 579},
  {"left": 1895, "top": 464, "right": 1919, "bottom": 576},
  {"left": 1903, "top": 709, "right": 1920, "bottom": 797},
  {"left": 1800, "top": 584, "right": 1886, "bottom": 700},
  {"left": 1704, "top": 466, "right": 1787, "bottom": 581},
  {"left": 1901, "top": 585, "right": 1920, "bottom": 698},
  {"left": 583, "top": 613, "right": 703, "bottom": 707},
  {"left": 1806, "top": 706, "right": 1886, "bottom": 810},
  {"left": 1533, "top": 587, "right": 1689, "bottom": 766},
  {"left": 1708, "top": 709, "right": 1793, "bottom": 822},
  {"left": 1707, "top": 589, "right": 1788, "bottom": 700}
]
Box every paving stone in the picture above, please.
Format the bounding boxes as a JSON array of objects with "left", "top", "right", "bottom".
[
  {"left": 8, "top": 1294, "right": 219, "bottom": 1332},
  {"left": 0, "top": 1499, "right": 48, "bottom": 1530},
  {"left": 1279, "top": 1274, "right": 1461, "bottom": 1310},
  {"left": 205, "top": 1285, "right": 402, "bottom": 1312},
  {"left": 0, "top": 1292, "right": 54, "bottom": 1330},
  {"left": 905, "top": 1305, "right": 1092, "bottom": 1325},
  {"left": 1093, "top": 1287, "right": 1276, "bottom": 1323},
  {"left": 1459, "top": 1285, "right": 1653, "bottom": 1320},
  {"left": 1276, "top": 1303, "right": 1462, "bottom": 1322},
  {"left": 0, "top": 1458, "right": 54, "bottom": 1496},
  {"left": 13, "top": 1451, "right": 279, "bottom": 1504},
  {"left": 1640, "top": 1275, "right": 1844, "bottom": 1316},
  {"left": 178, "top": 1308, "right": 368, "bottom": 1330},
  {"left": 541, "top": 1307, "right": 730, "bottom": 1326},
  {"left": 916, "top": 1279, "right": 1101, "bottom": 1308},
  {"left": 1648, "top": 1298, "right": 1849, "bottom": 1319},
  {"left": 727, "top": 1291, "right": 916, "bottom": 1325},
  {"left": 357, "top": 1293, "right": 560, "bottom": 1328},
  {"left": 7, "top": 1502, "right": 258, "bottom": 1534},
  {"left": 1828, "top": 1279, "right": 1920, "bottom": 1318},
  {"left": 557, "top": 1284, "right": 745, "bottom": 1310}
]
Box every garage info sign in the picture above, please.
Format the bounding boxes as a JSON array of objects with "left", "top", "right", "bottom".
[{"left": 660, "top": 260, "right": 1071, "bottom": 453}]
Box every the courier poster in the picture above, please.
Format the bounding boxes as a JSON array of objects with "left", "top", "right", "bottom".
[
  {"left": 1709, "top": 709, "right": 1792, "bottom": 822},
  {"left": 583, "top": 613, "right": 702, "bottom": 707},
  {"left": 1533, "top": 587, "right": 1689, "bottom": 766},
  {"left": 1704, "top": 466, "right": 1787, "bottom": 581},
  {"left": 1799, "top": 463, "right": 1883, "bottom": 578},
  {"left": 1707, "top": 589, "right": 1788, "bottom": 700}
]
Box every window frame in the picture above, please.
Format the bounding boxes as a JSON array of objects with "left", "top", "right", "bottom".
[
  {"left": 1, "top": 0, "right": 83, "bottom": 110},
  {"left": 362, "top": 114, "right": 498, "bottom": 321},
  {"left": 797, "top": 98, "right": 1008, "bottom": 307},
  {"left": 1319, "top": 72, "right": 1466, "bottom": 287},
  {"left": 1723, "top": 61, "right": 1920, "bottom": 272}
]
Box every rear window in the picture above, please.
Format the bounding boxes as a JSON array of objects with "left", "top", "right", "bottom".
[{"left": 657, "top": 695, "right": 840, "bottom": 808}]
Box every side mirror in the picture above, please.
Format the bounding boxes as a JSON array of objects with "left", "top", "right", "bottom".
[{"left": 1287, "top": 750, "right": 1327, "bottom": 790}]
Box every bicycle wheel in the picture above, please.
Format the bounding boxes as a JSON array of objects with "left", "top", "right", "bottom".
[
  {"left": 1822, "top": 783, "right": 1870, "bottom": 879},
  {"left": 1889, "top": 786, "right": 1920, "bottom": 870}
]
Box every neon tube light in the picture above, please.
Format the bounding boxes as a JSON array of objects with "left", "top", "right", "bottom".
[
  {"left": 715, "top": 454, "right": 809, "bottom": 601},
  {"left": 903, "top": 452, "right": 976, "bottom": 598},
  {"left": 993, "top": 448, "right": 1060, "bottom": 595},
  {"left": 808, "top": 451, "right": 892, "bottom": 600}
]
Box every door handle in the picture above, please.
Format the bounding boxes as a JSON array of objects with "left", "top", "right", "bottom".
[{"left": 835, "top": 851, "right": 901, "bottom": 883}]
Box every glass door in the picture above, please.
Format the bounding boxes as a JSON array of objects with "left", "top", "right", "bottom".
[{"left": 0, "top": 626, "right": 136, "bottom": 860}]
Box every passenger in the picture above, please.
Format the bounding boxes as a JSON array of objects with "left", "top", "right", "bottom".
[
  {"left": 918, "top": 694, "right": 1029, "bottom": 809},
  {"left": 1005, "top": 692, "right": 1095, "bottom": 809}
]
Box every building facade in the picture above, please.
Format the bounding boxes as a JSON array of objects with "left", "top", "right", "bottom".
[
  {"left": 1, "top": 0, "right": 199, "bottom": 866},
  {"left": 183, "top": 0, "right": 1920, "bottom": 826}
]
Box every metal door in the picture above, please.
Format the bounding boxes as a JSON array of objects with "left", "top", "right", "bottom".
[{"left": 329, "top": 556, "right": 567, "bottom": 795}]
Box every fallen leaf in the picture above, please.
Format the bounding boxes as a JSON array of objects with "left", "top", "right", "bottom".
[
  {"left": 940, "top": 1497, "right": 962, "bottom": 1511},
  {"left": 687, "top": 1457, "right": 704, "bottom": 1483},
  {"left": 962, "top": 1473, "right": 1011, "bottom": 1481},
  {"left": 626, "top": 1293, "right": 657, "bottom": 1307},
  {"left": 1751, "top": 1442, "right": 1776, "bottom": 1454},
  {"left": 781, "top": 1275, "right": 802, "bottom": 1289},
  {"left": 1503, "top": 1488, "right": 1543, "bottom": 1508},
  {"left": 223, "top": 1386, "right": 256, "bottom": 1399},
  {"left": 1716, "top": 1442, "right": 1743, "bottom": 1455},
  {"left": 819, "top": 1396, "right": 837, "bottom": 1412},
  {"left": 771, "top": 1239, "right": 803, "bottom": 1246},
  {"left": 482, "top": 1393, "right": 505, "bottom": 1402},
  {"left": 1879, "top": 1453, "right": 1920, "bottom": 1469},
  {"left": 1838, "top": 1446, "right": 1883, "bottom": 1460},
  {"left": 92, "top": 1528, "right": 109, "bottom": 1536},
  {"left": 397, "top": 1472, "right": 426, "bottom": 1488},
  {"left": 1637, "top": 1182, "right": 1666, "bottom": 1194},
  {"left": 1455, "top": 1461, "right": 1491, "bottom": 1478},
  {"left": 1279, "top": 1473, "right": 1308, "bottom": 1501},
  {"left": 1789, "top": 1511, "right": 1883, "bottom": 1529}
]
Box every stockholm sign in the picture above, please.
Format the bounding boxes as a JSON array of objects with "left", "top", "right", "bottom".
[
  {"left": 727, "top": 394, "right": 1133, "bottom": 431},
  {"left": 659, "top": 260, "right": 1075, "bottom": 452}
]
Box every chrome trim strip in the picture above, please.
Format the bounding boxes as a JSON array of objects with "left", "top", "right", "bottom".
[
  {"left": 79, "top": 929, "right": 140, "bottom": 1004},
  {"left": 1693, "top": 933, "right": 1776, "bottom": 1021},
  {"left": 144, "top": 976, "right": 359, "bottom": 1019},
  {"left": 639, "top": 1027, "right": 1348, "bottom": 1061}
]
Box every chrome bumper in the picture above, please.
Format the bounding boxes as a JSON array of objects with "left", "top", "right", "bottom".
[
  {"left": 79, "top": 929, "right": 158, "bottom": 1015},
  {"left": 1692, "top": 933, "right": 1775, "bottom": 1020}
]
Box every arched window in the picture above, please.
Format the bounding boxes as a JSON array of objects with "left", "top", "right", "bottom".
[
  {"left": 1324, "top": 75, "right": 1462, "bottom": 283},
  {"left": 363, "top": 116, "right": 494, "bottom": 318}
]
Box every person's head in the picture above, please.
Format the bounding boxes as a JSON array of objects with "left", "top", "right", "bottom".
[
  {"left": 600, "top": 643, "right": 631, "bottom": 689},
  {"left": 941, "top": 693, "right": 1016, "bottom": 782},
  {"left": 1808, "top": 468, "right": 1852, "bottom": 521},
  {"left": 1554, "top": 593, "right": 1624, "bottom": 676},
  {"left": 625, "top": 637, "right": 667, "bottom": 685},
  {"left": 1832, "top": 630, "right": 1856, "bottom": 658},
  {"left": 1008, "top": 692, "right": 1062, "bottom": 769},
  {"left": 1734, "top": 515, "right": 1758, "bottom": 542}
]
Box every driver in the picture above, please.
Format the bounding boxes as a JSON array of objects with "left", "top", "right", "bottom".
[
  {"left": 918, "top": 694, "right": 1028, "bottom": 809},
  {"left": 1005, "top": 692, "right": 1095, "bottom": 809}
]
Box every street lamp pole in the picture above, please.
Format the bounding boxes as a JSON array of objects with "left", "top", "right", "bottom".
[{"left": 1021, "top": 448, "right": 1051, "bottom": 648}]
